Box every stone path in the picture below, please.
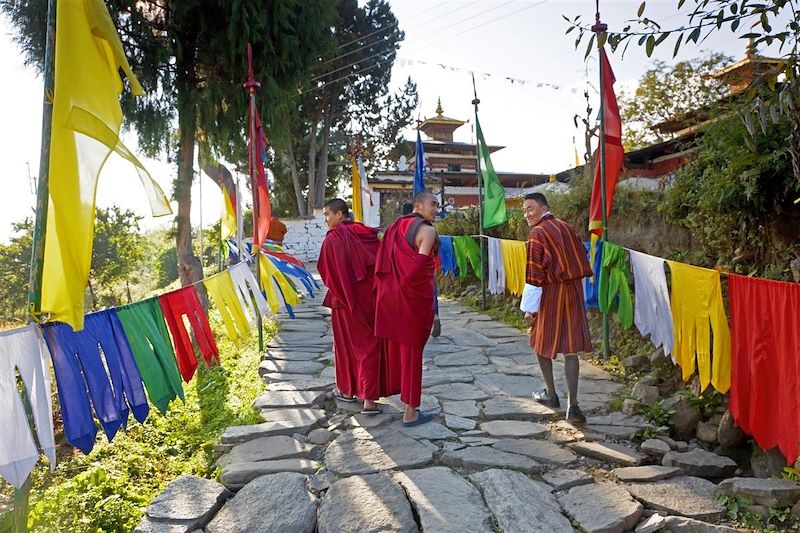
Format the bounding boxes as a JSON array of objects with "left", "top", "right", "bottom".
[{"left": 136, "top": 270, "right": 784, "bottom": 532}]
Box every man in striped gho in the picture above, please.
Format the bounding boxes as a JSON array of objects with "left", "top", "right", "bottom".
[{"left": 523, "top": 192, "right": 593, "bottom": 425}]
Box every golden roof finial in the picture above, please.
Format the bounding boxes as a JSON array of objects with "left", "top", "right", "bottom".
[
  {"left": 746, "top": 37, "right": 757, "bottom": 58},
  {"left": 435, "top": 97, "right": 444, "bottom": 117}
]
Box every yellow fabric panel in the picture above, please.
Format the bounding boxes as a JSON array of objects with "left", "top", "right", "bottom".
[
  {"left": 259, "top": 254, "right": 300, "bottom": 314},
  {"left": 500, "top": 239, "right": 526, "bottom": 296},
  {"left": 221, "top": 192, "right": 236, "bottom": 239},
  {"left": 351, "top": 158, "right": 363, "bottom": 223},
  {"left": 204, "top": 271, "right": 250, "bottom": 341},
  {"left": 41, "top": 0, "right": 171, "bottom": 330},
  {"left": 667, "top": 261, "right": 731, "bottom": 393}
]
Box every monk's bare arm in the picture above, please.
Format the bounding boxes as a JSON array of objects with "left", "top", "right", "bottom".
[{"left": 416, "top": 225, "right": 437, "bottom": 256}]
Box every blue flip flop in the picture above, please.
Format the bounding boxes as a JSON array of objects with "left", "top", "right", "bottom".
[
  {"left": 403, "top": 411, "right": 434, "bottom": 427},
  {"left": 360, "top": 407, "right": 383, "bottom": 416}
]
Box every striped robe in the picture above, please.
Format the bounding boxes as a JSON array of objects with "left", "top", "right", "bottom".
[{"left": 526, "top": 214, "right": 593, "bottom": 358}]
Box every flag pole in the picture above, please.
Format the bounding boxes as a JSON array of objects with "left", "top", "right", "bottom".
[
  {"left": 592, "top": 2, "right": 611, "bottom": 359},
  {"left": 471, "top": 74, "right": 486, "bottom": 311},
  {"left": 19, "top": 0, "right": 56, "bottom": 530},
  {"left": 244, "top": 43, "right": 264, "bottom": 352}
]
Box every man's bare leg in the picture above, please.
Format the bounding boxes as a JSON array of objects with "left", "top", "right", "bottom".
[{"left": 564, "top": 354, "right": 579, "bottom": 405}]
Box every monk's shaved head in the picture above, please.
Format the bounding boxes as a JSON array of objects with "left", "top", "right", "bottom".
[
  {"left": 412, "top": 191, "right": 437, "bottom": 205},
  {"left": 412, "top": 191, "right": 439, "bottom": 222}
]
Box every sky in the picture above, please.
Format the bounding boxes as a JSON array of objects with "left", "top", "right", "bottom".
[{"left": 0, "top": 1, "right": 770, "bottom": 243}]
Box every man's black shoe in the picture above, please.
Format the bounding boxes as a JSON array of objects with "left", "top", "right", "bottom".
[
  {"left": 532, "top": 389, "right": 560, "bottom": 408},
  {"left": 566, "top": 404, "right": 586, "bottom": 425}
]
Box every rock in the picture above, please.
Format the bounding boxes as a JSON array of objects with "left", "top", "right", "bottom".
[
  {"left": 669, "top": 398, "right": 701, "bottom": 440},
  {"left": 425, "top": 382, "right": 490, "bottom": 401},
  {"left": 696, "top": 421, "right": 719, "bottom": 444},
  {"left": 493, "top": 438, "right": 578, "bottom": 466},
  {"left": 441, "top": 446, "right": 541, "bottom": 473},
  {"left": 422, "top": 368, "right": 474, "bottom": 388},
  {"left": 751, "top": 445, "right": 787, "bottom": 479},
  {"left": 717, "top": 411, "right": 745, "bottom": 447},
  {"left": 308, "top": 469, "right": 336, "bottom": 493},
  {"left": 395, "top": 467, "right": 492, "bottom": 533},
  {"left": 481, "top": 396, "right": 557, "bottom": 420},
  {"left": 650, "top": 347, "right": 669, "bottom": 366},
  {"left": 583, "top": 424, "right": 639, "bottom": 439},
  {"left": 317, "top": 473, "right": 418, "bottom": 533},
  {"left": 252, "top": 390, "right": 325, "bottom": 409},
  {"left": 569, "top": 441, "right": 644, "bottom": 466},
  {"left": 479, "top": 420, "right": 548, "bottom": 438},
  {"left": 434, "top": 351, "right": 489, "bottom": 367},
  {"left": 398, "top": 421, "right": 457, "bottom": 441},
  {"left": 542, "top": 468, "right": 594, "bottom": 491},
  {"left": 656, "top": 435, "right": 677, "bottom": 450},
  {"left": 660, "top": 515, "right": 742, "bottom": 532},
  {"left": 474, "top": 373, "right": 540, "bottom": 397},
  {"left": 440, "top": 441, "right": 466, "bottom": 452},
  {"left": 444, "top": 414, "right": 477, "bottom": 431},
  {"left": 442, "top": 400, "right": 479, "bottom": 417},
  {"left": 635, "top": 513, "right": 666, "bottom": 533},
  {"left": 258, "top": 359, "right": 324, "bottom": 376},
  {"left": 216, "top": 435, "right": 316, "bottom": 467},
  {"left": 220, "top": 411, "right": 325, "bottom": 444},
  {"left": 717, "top": 477, "right": 800, "bottom": 507},
  {"left": 625, "top": 476, "right": 724, "bottom": 521},
  {"left": 631, "top": 382, "right": 660, "bottom": 405},
  {"left": 137, "top": 475, "right": 230, "bottom": 533},
  {"left": 614, "top": 466, "right": 683, "bottom": 482},
  {"left": 349, "top": 413, "right": 394, "bottom": 428},
  {"left": 623, "top": 355, "right": 651, "bottom": 372},
  {"left": 662, "top": 449, "right": 737, "bottom": 479},
  {"left": 558, "top": 481, "right": 643, "bottom": 533},
  {"left": 623, "top": 399, "right": 642, "bottom": 416},
  {"left": 793, "top": 499, "right": 800, "bottom": 518},
  {"left": 675, "top": 441, "right": 690, "bottom": 452},
  {"left": 324, "top": 427, "right": 434, "bottom": 475},
  {"left": 220, "top": 459, "right": 319, "bottom": 489},
  {"left": 641, "top": 439, "right": 671, "bottom": 457},
  {"left": 308, "top": 428, "right": 334, "bottom": 445},
  {"left": 206, "top": 472, "right": 317, "bottom": 532},
  {"left": 470, "top": 469, "right": 574, "bottom": 533}
]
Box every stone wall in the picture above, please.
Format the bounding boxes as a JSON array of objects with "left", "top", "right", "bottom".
[{"left": 281, "top": 209, "right": 327, "bottom": 263}]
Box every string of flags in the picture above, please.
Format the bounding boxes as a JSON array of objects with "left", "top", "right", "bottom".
[
  {"left": 396, "top": 56, "right": 584, "bottom": 94},
  {"left": 0, "top": 248, "right": 318, "bottom": 488}
]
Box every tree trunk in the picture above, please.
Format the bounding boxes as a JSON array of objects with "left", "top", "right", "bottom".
[
  {"left": 315, "top": 95, "right": 333, "bottom": 207},
  {"left": 306, "top": 118, "right": 318, "bottom": 215},
  {"left": 175, "top": 66, "right": 203, "bottom": 288},
  {"left": 283, "top": 145, "right": 307, "bottom": 216}
]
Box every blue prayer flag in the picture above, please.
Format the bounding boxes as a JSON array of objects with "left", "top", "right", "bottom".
[{"left": 413, "top": 130, "right": 426, "bottom": 195}]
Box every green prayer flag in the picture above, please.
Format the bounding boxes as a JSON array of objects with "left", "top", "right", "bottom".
[{"left": 475, "top": 114, "right": 507, "bottom": 228}]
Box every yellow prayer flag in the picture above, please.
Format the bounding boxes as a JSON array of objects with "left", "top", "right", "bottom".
[
  {"left": 221, "top": 192, "right": 237, "bottom": 239},
  {"left": 41, "top": 0, "right": 171, "bottom": 330},
  {"left": 351, "top": 157, "right": 363, "bottom": 222}
]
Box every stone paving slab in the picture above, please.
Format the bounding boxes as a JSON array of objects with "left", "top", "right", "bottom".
[
  {"left": 470, "top": 469, "right": 574, "bottom": 533},
  {"left": 381, "top": 394, "right": 441, "bottom": 415},
  {"left": 324, "top": 427, "right": 434, "bottom": 475},
  {"left": 220, "top": 459, "right": 319, "bottom": 490},
  {"left": 264, "top": 349, "right": 325, "bottom": 361},
  {"left": 479, "top": 420, "right": 548, "bottom": 438},
  {"left": 442, "top": 400, "right": 480, "bottom": 417},
  {"left": 136, "top": 475, "right": 230, "bottom": 533},
  {"left": 444, "top": 414, "right": 477, "bottom": 431},
  {"left": 625, "top": 476, "right": 725, "bottom": 520},
  {"left": 481, "top": 396, "right": 557, "bottom": 420},
  {"left": 396, "top": 421, "right": 458, "bottom": 440},
  {"left": 216, "top": 435, "right": 317, "bottom": 467},
  {"left": 251, "top": 390, "right": 325, "bottom": 409},
  {"left": 220, "top": 410, "right": 325, "bottom": 445},
  {"left": 258, "top": 359, "right": 324, "bottom": 376},
  {"left": 614, "top": 465, "right": 683, "bottom": 482},
  {"left": 317, "top": 473, "right": 418, "bottom": 533},
  {"left": 716, "top": 477, "right": 800, "bottom": 507},
  {"left": 474, "top": 373, "right": 542, "bottom": 397},
  {"left": 662, "top": 448, "right": 737, "bottom": 479},
  {"left": 542, "top": 468, "right": 594, "bottom": 491},
  {"left": 493, "top": 438, "right": 578, "bottom": 466},
  {"left": 422, "top": 368, "right": 474, "bottom": 388},
  {"left": 569, "top": 441, "right": 645, "bottom": 466},
  {"left": 441, "top": 446, "right": 542, "bottom": 473},
  {"left": 395, "top": 467, "right": 493, "bottom": 533},
  {"left": 433, "top": 350, "right": 489, "bottom": 367},
  {"left": 267, "top": 378, "right": 335, "bottom": 391},
  {"left": 559, "top": 481, "right": 643, "bottom": 533},
  {"left": 425, "top": 382, "right": 490, "bottom": 401}
]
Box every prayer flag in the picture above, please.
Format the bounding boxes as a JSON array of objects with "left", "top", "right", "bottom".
[
  {"left": 41, "top": 0, "right": 171, "bottom": 330},
  {"left": 413, "top": 130, "right": 426, "bottom": 195},
  {"left": 475, "top": 114, "right": 507, "bottom": 228}
]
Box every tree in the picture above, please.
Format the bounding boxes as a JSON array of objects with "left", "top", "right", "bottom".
[
  {"left": 619, "top": 52, "right": 733, "bottom": 149},
  {"left": 0, "top": 219, "right": 33, "bottom": 321},
  {"left": 275, "top": 0, "right": 418, "bottom": 215},
  {"left": 89, "top": 207, "right": 146, "bottom": 308},
  {"left": 1, "top": 0, "right": 338, "bottom": 286}
]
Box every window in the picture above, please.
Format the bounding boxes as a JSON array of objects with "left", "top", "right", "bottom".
[{"left": 447, "top": 164, "right": 461, "bottom": 172}]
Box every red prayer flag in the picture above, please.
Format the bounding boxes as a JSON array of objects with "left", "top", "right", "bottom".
[
  {"left": 245, "top": 44, "right": 272, "bottom": 250},
  {"left": 589, "top": 48, "right": 624, "bottom": 239}
]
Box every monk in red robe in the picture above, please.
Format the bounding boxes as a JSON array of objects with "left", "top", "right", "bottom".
[
  {"left": 375, "top": 191, "right": 440, "bottom": 426},
  {"left": 524, "top": 192, "right": 593, "bottom": 425},
  {"left": 317, "top": 198, "right": 383, "bottom": 414}
]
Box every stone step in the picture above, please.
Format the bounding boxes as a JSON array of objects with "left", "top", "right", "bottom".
[
  {"left": 324, "top": 427, "right": 434, "bottom": 475},
  {"left": 558, "top": 481, "right": 643, "bottom": 533},
  {"left": 135, "top": 475, "right": 230, "bottom": 533},
  {"left": 258, "top": 359, "right": 324, "bottom": 376},
  {"left": 662, "top": 448, "right": 737, "bottom": 479},
  {"left": 625, "top": 475, "right": 725, "bottom": 521},
  {"left": 251, "top": 390, "right": 325, "bottom": 410},
  {"left": 395, "top": 467, "right": 493, "bottom": 533},
  {"left": 569, "top": 441, "right": 645, "bottom": 466},
  {"left": 221, "top": 410, "right": 325, "bottom": 445},
  {"left": 216, "top": 435, "right": 317, "bottom": 467},
  {"left": 220, "top": 459, "right": 319, "bottom": 490}
]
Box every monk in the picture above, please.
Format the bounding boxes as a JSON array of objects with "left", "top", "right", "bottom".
[
  {"left": 266, "top": 216, "right": 288, "bottom": 243},
  {"left": 317, "top": 198, "right": 382, "bottom": 414},
  {"left": 523, "top": 192, "right": 593, "bottom": 425},
  {"left": 375, "top": 191, "right": 440, "bottom": 426}
]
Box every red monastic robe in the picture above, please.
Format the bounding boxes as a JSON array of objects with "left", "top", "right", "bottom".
[
  {"left": 374, "top": 215, "right": 437, "bottom": 407},
  {"left": 317, "top": 221, "right": 384, "bottom": 400},
  {"left": 526, "top": 213, "right": 593, "bottom": 359}
]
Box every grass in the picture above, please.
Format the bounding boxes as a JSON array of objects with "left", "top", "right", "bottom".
[{"left": 1, "top": 311, "right": 274, "bottom": 533}]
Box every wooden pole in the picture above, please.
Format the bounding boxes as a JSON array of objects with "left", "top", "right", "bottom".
[
  {"left": 592, "top": 3, "right": 611, "bottom": 359},
  {"left": 471, "top": 74, "right": 486, "bottom": 310},
  {"left": 19, "top": 0, "right": 57, "bottom": 530}
]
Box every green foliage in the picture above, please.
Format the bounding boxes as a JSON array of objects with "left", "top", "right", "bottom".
[
  {"left": 719, "top": 494, "right": 800, "bottom": 531},
  {"left": 639, "top": 399, "right": 675, "bottom": 427},
  {"left": 783, "top": 466, "right": 800, "bottom": 481},
  {"left": 0, "top": 218, "right": 33, "bottom": 321},
  {"left": 21, "top": 313, "right": 272, "bottom": 533},
  {"left": 663, "top": 103, "right": 800, "bottom": 278},
  {"left": 435, "top": 206, "right": 529, "bottom": 241},
  {"left": 618, "top": 52, "right": 733, "bottom": 150},
  {"left": 681, "top": 389, "right": 726, "bottom": 417}
]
